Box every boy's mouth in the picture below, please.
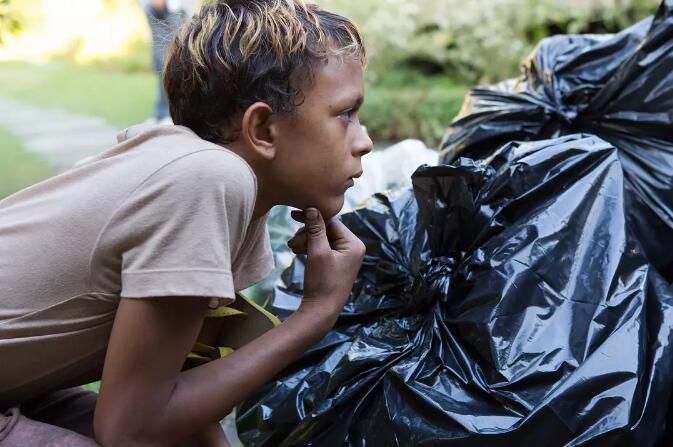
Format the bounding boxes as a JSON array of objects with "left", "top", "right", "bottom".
[
  {"left": 345, "top": 171, "right": 363, "bottom": 189},
  {"left": 346, "top": 171, "right": 362, "bottom": 188}
]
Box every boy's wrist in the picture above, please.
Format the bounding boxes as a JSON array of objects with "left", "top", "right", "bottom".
[{"left": 293, "top": 300, "right": 343, "bottom": 333}]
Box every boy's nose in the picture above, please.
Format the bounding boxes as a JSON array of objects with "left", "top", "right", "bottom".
[{"left": 353, "top": 125, "right": 373, "bottom": 157}]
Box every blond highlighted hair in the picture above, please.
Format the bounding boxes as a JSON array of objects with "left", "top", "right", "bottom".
[{"left": 163, "top": 0, "right": 365, "bottom": 144}]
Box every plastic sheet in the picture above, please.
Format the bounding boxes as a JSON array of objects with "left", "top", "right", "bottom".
[
  {"left": 237, "top": 134, "right": 673, "bottom": 446},
  {"left": 439, "top": 0, "right": 673, "bottom": 279}
]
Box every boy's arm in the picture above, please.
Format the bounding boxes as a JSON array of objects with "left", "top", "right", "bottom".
[{"left": 94, "top": 209, "right": 365, "bottom": 447}]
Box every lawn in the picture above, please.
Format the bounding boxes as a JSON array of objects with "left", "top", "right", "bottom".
[
  {"left": 0, "top": 127, "right": 54, "bottom": 199},
  {"left": 0, "top": 61, "right": 155, "bottom": 129},
  {"left": 0, "top": 61, "right": 156, "bottom": 199}
]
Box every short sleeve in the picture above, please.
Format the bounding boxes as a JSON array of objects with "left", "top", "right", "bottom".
[
  {"left": 232, "top": 214, "right": 274, "bottom": 291},
  {"left": 99, "top": 150, "right": 257, "bottom": 301}
]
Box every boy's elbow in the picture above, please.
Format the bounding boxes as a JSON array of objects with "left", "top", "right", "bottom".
[
  {"left": 96, "top": 432, "right": 163, "bottom": 447},
  {"left": 94, "top": 428, "right": 127, "bottom": 447},
  {"left": 95, "top": 418, "right": 165, "bottom": 447},
  {"left": 95, "top": 428, "right": 140, "bottom": 447}
]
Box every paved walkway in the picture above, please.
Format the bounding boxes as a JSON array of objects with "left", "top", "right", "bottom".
[{"left": 0, "top": 96, "right": 119, "bottom": 173}]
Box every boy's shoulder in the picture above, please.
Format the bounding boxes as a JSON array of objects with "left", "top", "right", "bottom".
[
  {"left": 112, "top": 124, "right": 260, "bottom": 207},
  {"left": 117, "top": 123, "right": 242, "bottom": 164},
  {"left": 90, "top": 123, "right": 258, "bottom": 190}
]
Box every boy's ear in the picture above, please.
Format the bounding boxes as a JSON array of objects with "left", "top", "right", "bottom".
[{"left": 240, "top": 102, "right": 277, "bottom": 160}]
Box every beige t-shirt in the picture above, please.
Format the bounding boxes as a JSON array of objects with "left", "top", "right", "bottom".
[{"left": 0, "top": 124, "right": 274, "bottom": 408}]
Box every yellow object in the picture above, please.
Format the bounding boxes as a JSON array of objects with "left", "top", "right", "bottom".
[
  {"left": 187, "top": 294, "right": 280, "bottom": 367},
  {"left": 218, "top": 347, "right": 235, "bottom": 357},
  {"left": 205, "top": 306, "right": 247, "bottom": 318}
]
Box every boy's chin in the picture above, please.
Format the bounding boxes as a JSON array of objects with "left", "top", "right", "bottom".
[{"left": 317, "top": 196, "right": 345, "bottom": 220}]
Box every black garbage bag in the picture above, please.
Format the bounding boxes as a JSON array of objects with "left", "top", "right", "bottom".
[
  {"left": 438, "top": 0, "right": 673, "bottom": 279},
  {"left": 237, "top": 134, "right": 673, "bottom": 446}
]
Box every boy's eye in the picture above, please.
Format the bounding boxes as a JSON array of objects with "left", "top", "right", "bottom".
[{"left": 339, "top": 109, "right": 355, "bottom": 122}]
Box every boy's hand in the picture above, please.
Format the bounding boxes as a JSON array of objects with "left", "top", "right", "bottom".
[
  {"left": 287, "top": 208, "right": 365, "bottom": 318},
  {"left": 97, "top": 208, "right": 363, "bottom": 447}
]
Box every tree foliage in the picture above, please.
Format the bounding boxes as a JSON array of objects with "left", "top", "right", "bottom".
[
  {"left": 0, "top": 0, "right": 22, "bottom": 45},
  {"left": 319, "top": 0, "right": 661, "bottom": 84}
]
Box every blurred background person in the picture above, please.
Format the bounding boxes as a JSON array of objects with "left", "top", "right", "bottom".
[{"left": 137, "top": 0, "right": 195, "bottom": 124}]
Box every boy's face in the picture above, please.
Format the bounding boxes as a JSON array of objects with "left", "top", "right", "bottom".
[{"left": 270, "top": 55, "right": 373, "bottom": 219}]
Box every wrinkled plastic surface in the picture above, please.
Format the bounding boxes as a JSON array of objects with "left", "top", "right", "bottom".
[
  {"left": 439, "top": 1, "right": 673, "bottom": 279},
  {"left": 237, "top": 134, "right": 673, "bottom": 446}
]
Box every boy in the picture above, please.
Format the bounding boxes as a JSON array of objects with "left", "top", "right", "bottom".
[{"left": 0, "top": 1, "right": 372, "bottom": 445}]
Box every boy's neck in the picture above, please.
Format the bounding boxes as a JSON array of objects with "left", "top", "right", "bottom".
[{"left": 225, "top": 140, "right": 274, "bottom": 220}]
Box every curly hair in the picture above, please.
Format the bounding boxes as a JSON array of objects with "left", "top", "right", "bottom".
[{"left": 163, "top": 0, "right": 366, "bottom": 144}]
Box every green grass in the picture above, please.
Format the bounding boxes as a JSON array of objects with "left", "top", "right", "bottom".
[
  {"left": 0, "top": 60, "right": 155, "bottom": 128},
  {"left": 0, "top": 127, "right": 54, "bottom": 199}
]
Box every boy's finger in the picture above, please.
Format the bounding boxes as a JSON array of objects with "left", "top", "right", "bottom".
[
  {"left": 288, "top": 241, "right": 307, "bottom": 255},
  {"left": 305, "top": 208, "right": 330, "bottom": 258},
  {"left": 287, "top": 232, "right": 308, "bottom": 254},
  {"left": 289, "top": 231, "right": 307, "bottom": 245},
  {"left": 287, "top": 241, "right": 307, "bottom": 255},
  {"left": 325, "top": 218, "right": 358, "bottom": 247},
  {"left": 292, "top": 227, "right": 306, "bottom": 239},
  {"left": 290, "top": 210, "right": 305, "bottom": 223}
]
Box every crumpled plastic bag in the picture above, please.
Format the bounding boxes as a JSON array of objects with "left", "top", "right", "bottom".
[
  {"left": 236, "top": 134, "right": 673, "bottom": 446},
  {"left": 439, "top": 0, "right": 673, "bottom": 280}
]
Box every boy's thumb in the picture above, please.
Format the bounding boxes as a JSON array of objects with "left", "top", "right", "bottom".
[{"left": 305, "top": 208, "right": 329, "bottom": 257}]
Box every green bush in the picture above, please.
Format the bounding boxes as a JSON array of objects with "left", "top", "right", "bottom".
[
  {"left": 327, "top": 0, "right": 660, "bottom": 145},
  {"left": 363, "top": 86, "right": 466, "bottom": 147},
  {"left": 320, "top": 0, "right": 661, "bottom": 84}
]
